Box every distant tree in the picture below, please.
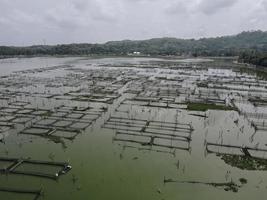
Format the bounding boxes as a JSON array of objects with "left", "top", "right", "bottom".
[{"left": 1, "top": 30, "right": 267, "bottom": 57}]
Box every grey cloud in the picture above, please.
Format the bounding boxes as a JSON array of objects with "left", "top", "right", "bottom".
[
  {"left": 43, "top": 0, "right": 118, "bottom": 32},
  {"left": 165, "top": 1, "right": 190, "bottom": 15},
  {"left": 198, "top": 0, "right": 239, "bottom": 15},
  {"left": 263, "top": 0, "right": 267, "bottom": 11},
  {"left": 72, "top": 0, "right": 89, "bottom": 11},
  {"left": 0, "top": 0, "right": 266, "bottom": 45}
]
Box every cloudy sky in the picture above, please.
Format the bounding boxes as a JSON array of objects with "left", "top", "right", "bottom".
[{"left": 0, "top": 0, "right": 267, "bottom": 46}]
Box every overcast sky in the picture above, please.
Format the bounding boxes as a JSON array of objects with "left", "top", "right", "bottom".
[{"left": 0, "top": 0, "right": 267, "bottom": 46}]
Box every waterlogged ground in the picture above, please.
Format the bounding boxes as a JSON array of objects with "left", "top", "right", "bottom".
[{"left": 0, "top": 56, "right": 267, "bottom": 200}]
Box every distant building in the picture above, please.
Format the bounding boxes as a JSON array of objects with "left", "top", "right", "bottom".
[
  {"left": 133, "top": 51, "right": 141, "bottom": 55},
  {"left": 127, "top": 51, "right": 141, "bottom": 56}
]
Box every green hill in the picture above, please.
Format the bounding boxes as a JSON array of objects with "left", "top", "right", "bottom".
[{"left": 1, "top": 30, "right": 267, "bottom": 57}]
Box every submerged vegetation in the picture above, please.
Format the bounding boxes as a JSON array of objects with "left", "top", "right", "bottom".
[
  {"left": 164, "top": 177, "right": 246, "bottom": 193},
  {"left": 220, "top": 154, "right": 267, "bottom": 171},
  {"left": 187, "top": 103, "right": 236, "bottom": 112}
]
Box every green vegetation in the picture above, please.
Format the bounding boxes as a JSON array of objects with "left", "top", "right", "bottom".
[
  {"left": 239, "top": 67, "right": 267, "bottom": 80},
  {"left": 239, "top": 178, "right": 248, "bottom": 184},
  {"left": 187, "top": 103, "right": 235, "bottom": 112},
  {"left": 41, "top": 110, "right": 53, "bottom": 117},
  {"left": 0, "top": 31, "right": 267, "bottom": 57},
  {"left": 220, "top": 154, "right": 267, "bottom": 170},
  {"left": 239, "top": 50, "right": 267, "bottom": 68}
]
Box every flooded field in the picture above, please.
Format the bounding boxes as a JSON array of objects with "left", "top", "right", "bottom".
[{"left": 0, "top": 56, "right": 267, "bottom": 199}]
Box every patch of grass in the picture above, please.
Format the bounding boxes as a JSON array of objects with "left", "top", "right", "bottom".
[
  {"left": 187, "top": 103, "right": 235, "bottom": 112},
  {"left": 41, "top": 111, "right": 53, "bottom": 117}
]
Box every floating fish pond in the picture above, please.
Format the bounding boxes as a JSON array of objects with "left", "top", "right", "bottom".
[{"left": 0, "top": 56, "right": 266, "bottom": 199}]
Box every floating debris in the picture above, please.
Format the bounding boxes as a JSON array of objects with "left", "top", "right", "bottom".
[{"left": 163, "top": 177, "right": 244, "bottom": 193}]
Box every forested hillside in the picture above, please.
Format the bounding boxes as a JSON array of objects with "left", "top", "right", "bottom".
[{"left": 0, "top": 31, "right": 267, "bottom": 57}]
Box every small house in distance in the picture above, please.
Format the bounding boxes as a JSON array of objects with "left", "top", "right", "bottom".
[
  {"left": 133, "top": 51, "right": 141, "bottom": 55},
  {"left": 128, "top": 51, "right": 141, "bottom": 56}
]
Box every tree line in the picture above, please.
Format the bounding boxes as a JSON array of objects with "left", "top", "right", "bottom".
[
  {"left": 0, "top": 31, "right": 267, "bottom": 64},
  {"left": 238, "top": 50, "right": 267, "bottom": 67}
]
